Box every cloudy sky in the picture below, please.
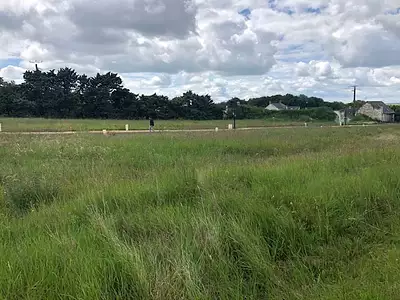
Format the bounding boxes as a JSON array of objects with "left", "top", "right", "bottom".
[{"left": 0, "top": 0, "right": 399, "bottom": 103}]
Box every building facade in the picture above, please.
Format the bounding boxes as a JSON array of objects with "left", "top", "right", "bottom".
[{"left": 357, "top": 101, "right": 395, "bottom": 123}]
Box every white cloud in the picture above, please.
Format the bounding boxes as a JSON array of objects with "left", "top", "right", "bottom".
[
  {"left": 0, "top": 65, "right": 26, "bottom": 83},
  {"left": 296, "top": 60, "right": 335, "bottom": 78},
  {"left": 20, "top": 42, "right": 51, "bottom": 61},
  {"left": 0, "top": 0, "right": 399, "bottom": 103}
]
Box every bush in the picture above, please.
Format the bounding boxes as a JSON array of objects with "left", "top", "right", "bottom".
[
  {"left": 350, "top": 114, "right": 375, "bottom": 123},
  {"left": 298, "top": 115, "right": 313, "bottom": 122}
]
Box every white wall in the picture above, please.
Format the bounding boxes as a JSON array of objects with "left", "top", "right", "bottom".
[{"left": 265, "top": 104, "right": 282, "bottom": 111}]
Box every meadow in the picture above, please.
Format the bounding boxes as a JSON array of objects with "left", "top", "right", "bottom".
[
  {"left": 0, "top": 117, "right": 331, "bottom": 132},
  {"left": 0, "top": 125, "right": 399, "bottom": 299}
]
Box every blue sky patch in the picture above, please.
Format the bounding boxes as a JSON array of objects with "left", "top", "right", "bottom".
[
  {"left": 305, "top": 6, "right": 327, "bottom": 14},
  {"left": 385, "top": 7, "right": 400, "bottom": 15},
  {"left": 268, "top": 0, "right": 277, "bottom": 9},
  {"left": 238, "top": 8, "right": 251, "bottom": 20},
  {"left": 0, "top": 58, "right": 21, "bottom": 69},
  {"left": 268, "top": 0, "right": 326, "bottom": 15},
  {"left": 276, "top": 42, "right": 327, "bottom": 63},
  {"left": 268, "top": 0, "right": 294, "bottom": 15},
  {"left": 286, "top": 44, "right": 303, "bottom": 51},
  {"left": 278, "top": 7, "right": 294, "bottom": 15}
]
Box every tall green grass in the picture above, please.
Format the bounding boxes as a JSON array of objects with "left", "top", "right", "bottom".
[{"left": 0, "top": 126, "right": 399, "bottom": 299}]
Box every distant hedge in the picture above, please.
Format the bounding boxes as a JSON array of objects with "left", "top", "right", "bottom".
[{"left": 264, "top": 106, "right": 336, "bottom": 121}]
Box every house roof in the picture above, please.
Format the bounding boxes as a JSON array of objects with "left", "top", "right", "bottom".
[
  {"left": 268, "top": 102, "right": 287, "bottom": 110},
  {"left": 338, "top": 107, "right": 357, "bottom": 115},
  {"left": 365, "top": 101, "right": 395, "bottom": 114}
]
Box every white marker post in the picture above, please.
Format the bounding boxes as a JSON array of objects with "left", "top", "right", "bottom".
[
  {"left": 0, "top": 123, "right": 2, "bottom": 132},
  {"left": 102, "top": 129, "right": 107, "bottom": 136},
  {"left": 228, "top": 124, "right": 233, "bottom": 130},
  {"left": 125, "top": 124, "right": 129, "bottom": 131},
  {"left": 215, "top": 127, "right": 219, "bottom": 132}
]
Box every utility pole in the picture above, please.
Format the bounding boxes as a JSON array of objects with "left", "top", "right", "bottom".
[
  {"left": 351, "top": 85, "right": 357, "bottom": 115},
  {"left": 29, "top": 60, "right": 43, "bottom": 71}
]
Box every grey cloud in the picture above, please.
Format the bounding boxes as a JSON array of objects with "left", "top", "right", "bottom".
[
  {"left": 330, "top": 28, "right": 400, "bottom": 68},
  {"left": 0, "top": 11, "right": 26, "bottom": 30},
  {"left": 70, "top": 28, "right": 132, "bottom": 56},
  {"left": 98, "top": 55, "right": 202, "bottom": 74},
  {"left": 66, "top": 0, "right": 198, "bottom": 39},
  {"left": 0, "top": 0, "right": 199, "bottom": 62},
  {"left": 0, "top": 7, "right": 46, "bottom": 32},
  {"left": 377, "top": 15, "right": 400, "bottom": 39},
  {"left": 0, "top": 0, "right": 276, "bottom": 76}
]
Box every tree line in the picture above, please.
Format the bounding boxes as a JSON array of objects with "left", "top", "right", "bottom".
[{"left": 0, "top": 67, "right": 348, "bottom": 120}]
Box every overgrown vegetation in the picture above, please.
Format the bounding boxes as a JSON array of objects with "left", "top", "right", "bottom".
[
  {"left": 0, "top": 126, "right": 399, "bottom": 299},
  {"left": 264, "top": 106, "right": 337, "bottom": 121},
  {"left": 349, "top": 114, "right": 376, "bottom": 124}
]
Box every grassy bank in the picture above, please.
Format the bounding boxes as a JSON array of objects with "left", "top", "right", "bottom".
[
  {"left": 0, "top": 126, "right": 399, "bottom": 299},
  {"left": 0, "top": 117, "right": 332, "bottom": 132}
]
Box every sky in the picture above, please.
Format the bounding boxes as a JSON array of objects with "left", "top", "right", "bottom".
[{"left": 0, "top": 0, "right": 399, "bottom": 103}]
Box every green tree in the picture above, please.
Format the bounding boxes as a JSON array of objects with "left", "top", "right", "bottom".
[
  {"left": 55, "top": 68, "right": 79, "bottom": 117},
  {"left": 0, "top": 68, "right": 349, "bottom": 121},
  {"left": 0, "top": 81, "right": 35, "bottom": 117},
  {"left": 81, "top": 72, "right": 124, "bottom": 118}
]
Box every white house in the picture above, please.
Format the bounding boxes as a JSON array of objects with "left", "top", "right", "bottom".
[{"left": 265, "top": 102, "right": 300, "bottom": 111}]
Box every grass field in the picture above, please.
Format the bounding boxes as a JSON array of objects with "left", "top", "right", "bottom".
[
  {"left": 0, "top": 117, "right": 332, "bottom": 132},
  {"left": 0, "top": 126, "right": 400, "bottom": 299}
]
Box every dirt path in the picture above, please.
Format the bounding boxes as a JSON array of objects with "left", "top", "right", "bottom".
[{"left": 0, "top": 124, "right": 377, "bottom": 135}]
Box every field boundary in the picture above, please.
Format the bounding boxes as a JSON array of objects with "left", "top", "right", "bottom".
[{"left": 0, "top": 123, "right": 384, "bottom": 135}]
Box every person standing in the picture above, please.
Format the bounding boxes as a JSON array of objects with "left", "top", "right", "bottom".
[{"left": 149, "top": 117, "right": 155, "bottom": 132}]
